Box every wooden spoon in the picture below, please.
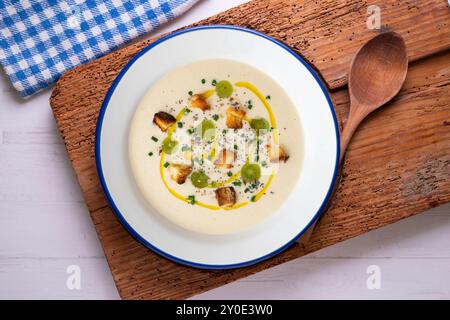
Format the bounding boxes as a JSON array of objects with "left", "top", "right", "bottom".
[
  {"left": 298, "top": 32, "right": 408, "bottom": 246},
  {"left": 340, "top": 31, "right": 408, "bottom": 162}
]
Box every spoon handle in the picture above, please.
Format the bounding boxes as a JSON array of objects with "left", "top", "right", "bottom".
[{"left": 340, "top": 101, "right": 368, "bottom": 162}]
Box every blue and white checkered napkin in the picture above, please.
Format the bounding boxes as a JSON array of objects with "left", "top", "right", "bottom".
[{"left": 0, "top": 0, "right": 198, "bottom": 98}]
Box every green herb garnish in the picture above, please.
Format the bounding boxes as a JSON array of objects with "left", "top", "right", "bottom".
[
  {"left": 215, "top": 80, "right": 233, "bottom": 98},
  {"left": 211, "top": 79, "right": 217, "bottom": 86},
  {"left": 201, "top": 79, "right": 206, "bottom": 84},
  {"left": 163, "top": 162, "right": 170, "bottom": 168},
  {"left": 187, "top": 195, "right": 196, "bottom": 205},
  {"left": 151, "top": 136, "right": 158, "bottom": 142},
  {"left": 227, "top": 171, "right": 233, "bottom": 177},
  {"left": 212, "top": 114, "right": 219, "bottom": 121},
  {"left": 177, "top": 122, "right": 183, "bottom": 128},
  {"left": 190, "top": 171, "right": 209, "bottom": 189},
  {"left": 232, "top": 180, "right": 242, "bottom": 186},
  {"left": 241, "top": 163, "right": 261, "bottom": 183},
  {"left": 162, "top": 137, "right": 178, "bottom": 154},
  {"left": 148, "top": 152, "right": 153, "bottom": 156},
  {"left": 188, "top": 90, "right": 193, "bottom": 96}
]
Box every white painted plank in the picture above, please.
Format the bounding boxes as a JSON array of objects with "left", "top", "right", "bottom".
[
  {"left": 193, "top": 257, "right": 450, "bottom": 300},
  {"left": 308, "top": 205, "right": 450, "bottom": 258},
  {"left": 0, "top": 258, "right": 119, "bottom": 300},
  {"left": 0, "top": 202, "right": 104, "bottom": 259},
  {"left": 2, "top": 130, "right": 61, "bottom": 145},
  {"left": 0, "top": 143, "right": 84, "bottom": 203}
]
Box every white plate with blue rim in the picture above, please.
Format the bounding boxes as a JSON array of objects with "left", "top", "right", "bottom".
[{"left": 95, "top": 25, "right": 339, "bottom": 269}]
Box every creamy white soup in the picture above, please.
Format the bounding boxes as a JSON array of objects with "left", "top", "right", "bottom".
[{"left": 129, "top": 59, "right": 303, "bottom": 234}]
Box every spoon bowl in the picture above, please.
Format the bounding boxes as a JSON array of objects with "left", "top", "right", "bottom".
[{"left": 341, "top": 32, "right": 408, "bottom": 160}]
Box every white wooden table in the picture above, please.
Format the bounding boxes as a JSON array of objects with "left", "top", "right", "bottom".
[{"left": 1, "top": 0, "right": 449, "bottom": 300}]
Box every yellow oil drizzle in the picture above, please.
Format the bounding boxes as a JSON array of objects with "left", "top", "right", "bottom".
[
  {"left": 253, "top": 172, "right": 275, "bottom": 201},
  {"left": 235, "top": 82, "right": 276, "bottom": 128},
  {"left": 158, "top": 82, "right": 278, "bottom": 210},
  {"left": 201, "top": 89, "right": 215, "bottom": 99},
  {"left": 167, "top": 107, "right": 186, "bottom": 137},
  {"left": 160, "top": 153, "right": 220, "bottom": 210},
  {"left": 208, "top": 171, "right": 240, "bottom": 188},
  {"left": 224, "top": 201, "right": 249, "bottom": 210}
]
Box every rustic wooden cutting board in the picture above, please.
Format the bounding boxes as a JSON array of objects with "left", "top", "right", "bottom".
[{"left": 50, "top": 0, "right": 450, "bottom": 299}]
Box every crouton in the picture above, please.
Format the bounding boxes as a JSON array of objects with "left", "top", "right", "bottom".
[
  {"left": 226, "top": 107, "right": 246, "bottom": 129},
  {"left": 153, "top": 111, "right": 176, "bottom": 132},
  {"left": 189, "top": 94, "right": 210, "bottom": 111},
  {"left": 169, "top": 164, "right": 192, "bottom": 184},
  {"left": 214, "top": 149, "right": 236, "bottom": 169},
  {"left": 267, "top": 145, "right": 289, "bottom": 163},
  {"left": 215, "top": 187, "right": 236, "bottom": 208}
]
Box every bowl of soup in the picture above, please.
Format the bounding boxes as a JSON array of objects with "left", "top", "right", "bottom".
[{"left": 96, "top": 26, "right": 339, "bottom": 269}]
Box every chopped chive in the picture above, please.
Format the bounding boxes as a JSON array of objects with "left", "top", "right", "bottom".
[
  {"left": 201, "top": 78, "right": 206, "bottom": 84},
  {"left": 187, "top": 195, "right": 196, "bottom": 205},
  {"left": 187, "top": 128, "right": 194, "bottom": 135},
  {"left": 251, "top": 181, "right": 259, "bottom": 189},
  {"left": 211, "top": 79, "right": 217, "bottom": 86},
  {"left": 188, "top": 90, "right": 193, "bottom": 96},
  {"left": 212, "top": 114, "right": 219, "bottom": 121},
  {"left": 184, "top": 108, "right": 191, "bottom": 114},
  {"left": 227, "top": 171, "right": 233, "bottom": 177},
  {"left": 151, "top": 136, "right": 158, "bottom": 142},
  {"left": 244, "top": 188, "right": 249, "bottom": 193},
  {"left": 148, "top": 152, "right": 153, "bottom": 156},
  {"left": 177, "top": 122, "right": 183, "bottom": 128},
  {"left": 163, "top": 162, "right": 170, "bottom": 168},
  {"left": 251, "top": 195, "right": 256, "bottom": 202},
  {"left": 265, "top": 95, "right": 271, "bottom": 100},
  {"left": 233, "top": 144, "right": 238, "bottom": 150},
  {"left": 232, "top": 180, "right": 242, "bottom": 186}
]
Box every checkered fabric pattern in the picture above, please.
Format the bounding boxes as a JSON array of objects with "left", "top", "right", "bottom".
[{"left": 0, "top": 0, "right": 199, "bottom": 98}]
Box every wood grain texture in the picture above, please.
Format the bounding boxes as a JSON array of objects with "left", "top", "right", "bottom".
[
  {"left": 49, "top": 0, "right": 450, "bottom": 93},
  {"left": 49, "top": 0, "right": 450, "bottom": 299}
]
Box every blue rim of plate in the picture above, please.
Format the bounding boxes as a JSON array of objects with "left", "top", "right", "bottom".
[{"left": 95, "top": 25, "right": 340, "bottom": 270}]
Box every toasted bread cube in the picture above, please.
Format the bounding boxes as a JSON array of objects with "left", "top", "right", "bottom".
[
  {"left": 215, "top": 187, "right": 236, "bottom": 208},
  {"left": 169, "top": 164, "right": 192, "bottom": 184},
  {"left": 189, "top": 94, "right": 210, "bottom": 111},
  {"left": 226, "top": 107, "right": 246, "bottom": 129},
  {"left": 153, "top": 111, "right": 176, "bottom": 132},
  {"left": 267, "top": 145, "right": 289, "bottom": 163},
  {"left": 214, "top": 149, "right": 236, "bottom": 169}
]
